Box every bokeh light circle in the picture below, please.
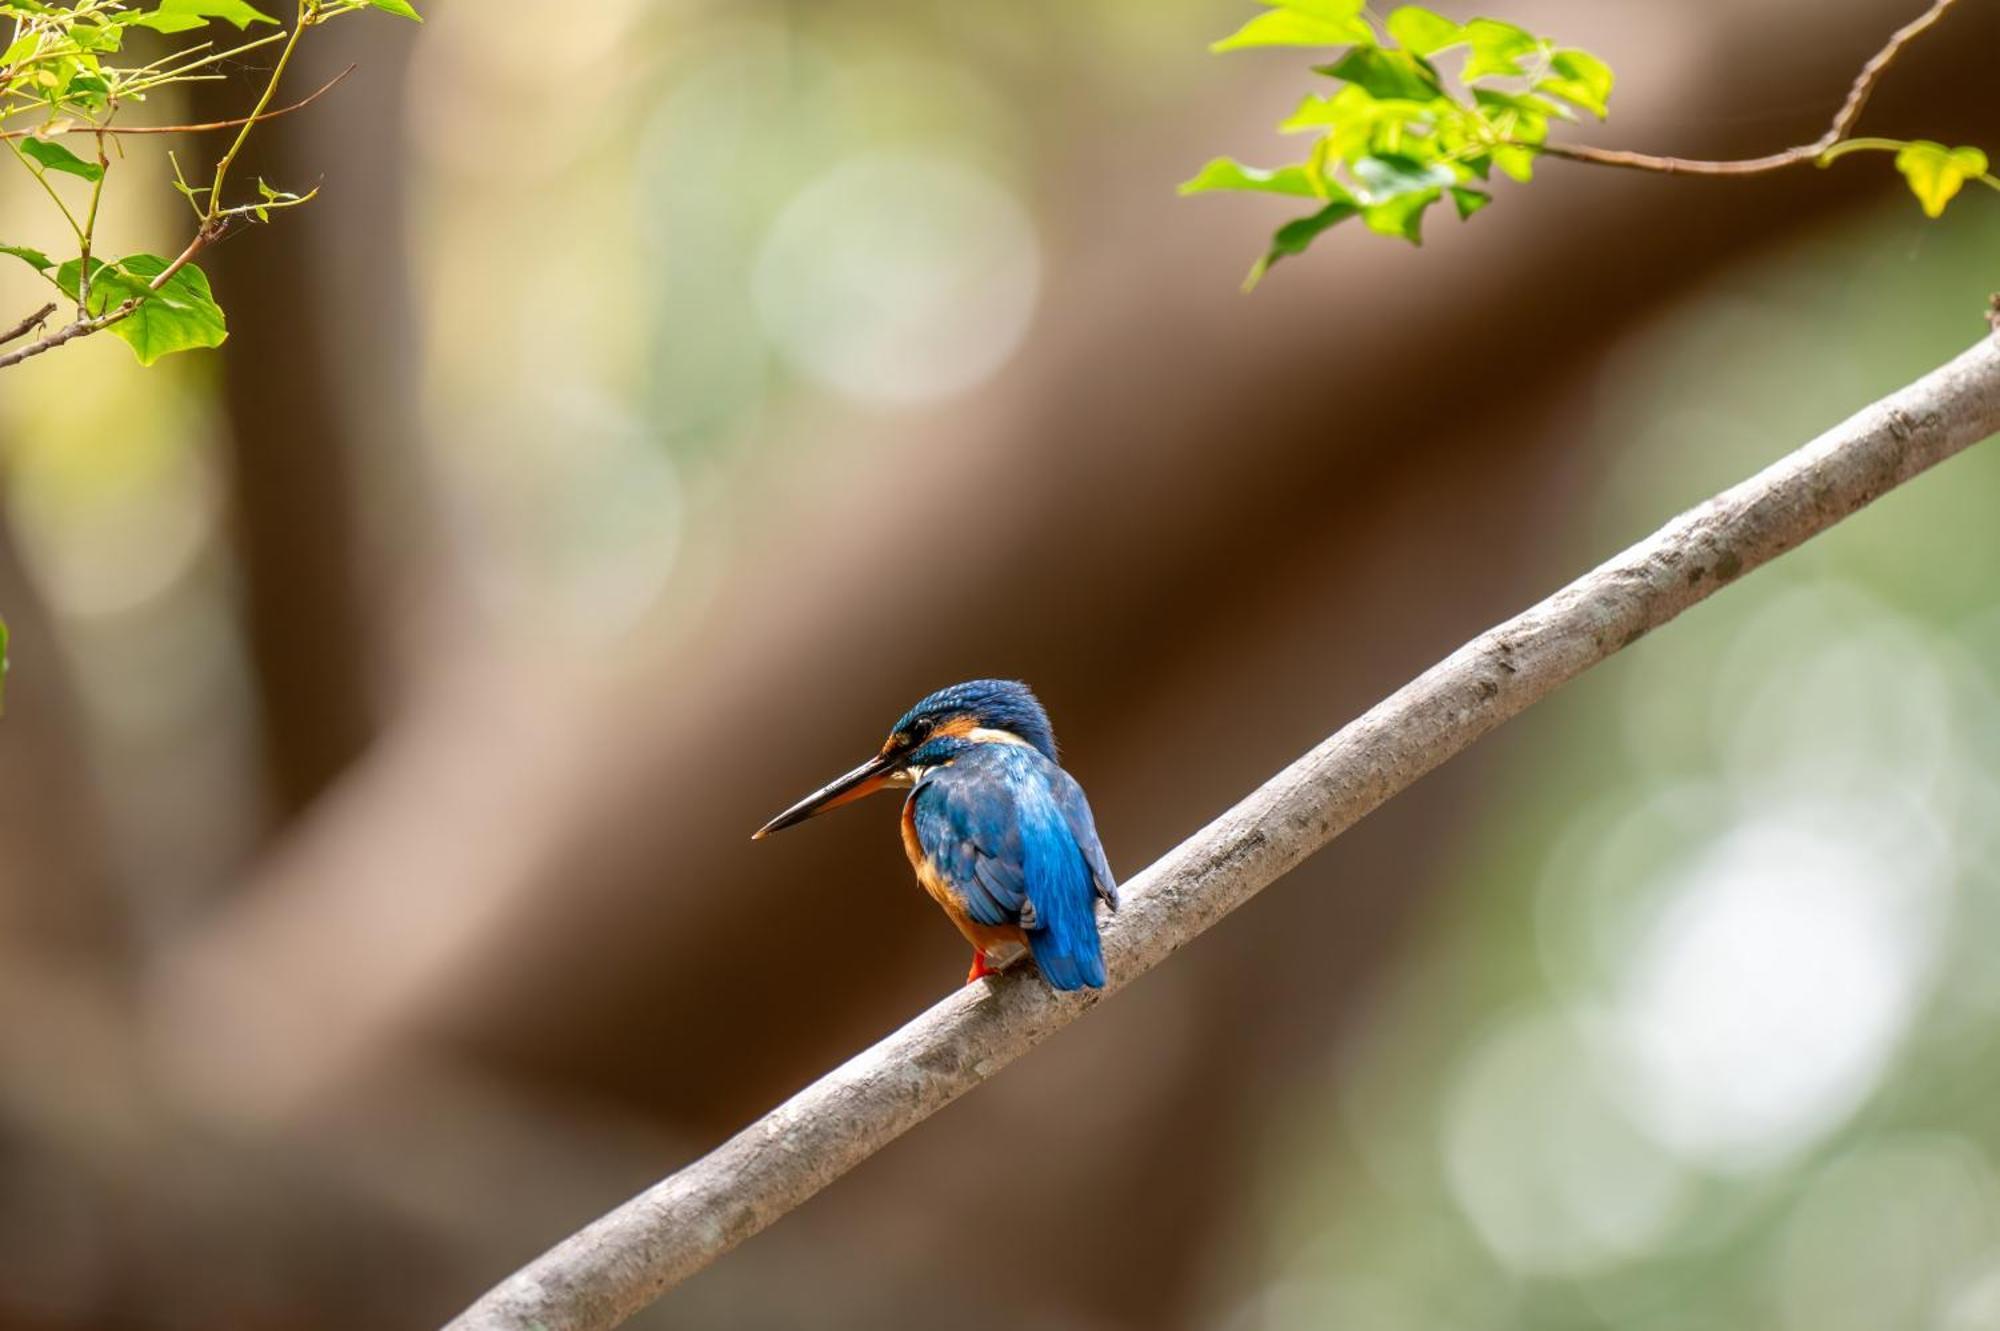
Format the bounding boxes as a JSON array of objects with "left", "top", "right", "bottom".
[{"left": 751, "top": 150, "right": 1040, "bottom": 405}]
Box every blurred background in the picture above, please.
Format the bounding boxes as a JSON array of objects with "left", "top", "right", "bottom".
[{"left": 1, "top": 0, "right": 1998, "bottom": 1327}]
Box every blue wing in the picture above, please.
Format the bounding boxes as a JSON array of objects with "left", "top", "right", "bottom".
[
  {"left": 910, "top": 760, "right": 1029, "bottom": 930},
  {"left": 911, "top": 745, "right": 1110, "bottom": 990},
  {"left": 1051, "top": 766, "right": 1118, "bottom": 912}
]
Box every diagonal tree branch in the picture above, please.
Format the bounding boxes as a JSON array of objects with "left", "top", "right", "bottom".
[{"left": 447, "top": 332, "right": 2000, "bottom": 1331}]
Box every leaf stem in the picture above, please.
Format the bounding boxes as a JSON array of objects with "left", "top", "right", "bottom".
[
  {"left": 75, "top": 131, "right": 108, "bottom": 319},
  {"left": 7, "top": 138, "right": 83, "bottom": 242},
  {"left": 1814, "top": 136, "right": 1911, "bottom": 165},
  {"left": 204, "top": 3, "right": 311, "bottom": 227}
]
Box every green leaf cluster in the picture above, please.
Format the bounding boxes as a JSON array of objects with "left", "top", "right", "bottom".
[
  {"left": 2, "top": 0, "right": 417, "bottom": 132},
  {"left": 0, "top": 0, "right": 420, "bottom": 369},
  {"left": 3, "top": 1, "right": 273, "bottom": 124},
  {"left": 1183, "top": 1, "right": 1612, "bottom": 284}
]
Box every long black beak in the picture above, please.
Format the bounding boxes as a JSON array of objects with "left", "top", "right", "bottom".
[{"left": 752, "top": 751, "right": 902, "bottom": 840}]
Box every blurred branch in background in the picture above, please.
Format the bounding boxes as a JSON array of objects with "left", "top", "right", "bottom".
[{"left": 183, "top": 14, "right": 424, "bottom": 818}]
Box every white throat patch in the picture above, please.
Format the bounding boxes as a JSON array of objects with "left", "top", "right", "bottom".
[{"left": 965, "top": 727, "right": 1034, "bottom": 748}]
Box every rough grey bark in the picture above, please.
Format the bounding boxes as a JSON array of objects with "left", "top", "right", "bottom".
[{"left": 448, "top": 333, "right": 2000, "bottom": 1331}]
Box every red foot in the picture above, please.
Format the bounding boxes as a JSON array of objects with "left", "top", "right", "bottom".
[{"left": 965, "top": 950, "right": 1001, "bottom": 984}]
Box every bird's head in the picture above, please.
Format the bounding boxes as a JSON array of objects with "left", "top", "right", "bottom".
[{"left": 752, "top": 679, "right": 1057, "bottom": 840}]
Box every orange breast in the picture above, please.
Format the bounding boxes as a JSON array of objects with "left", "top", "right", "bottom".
[{"left": 900, "top": 796, "right": 1024, "bottom": 955}]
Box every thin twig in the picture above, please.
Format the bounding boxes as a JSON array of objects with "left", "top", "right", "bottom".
[
  {"left": 205, "top": 0, "right": 310, "bottom": 223},
  {"left": 447, "top": 333, "right": 2000, "bottom": 1331},
  {"left": 1536, "top": 0, "right": 1963, "bottom": 176},
  {"left": 76, "top": 131, "right": 108, "bottom": 318},
  {"left": 0, "top": 302, "right": 57, "bottom": 347},
  {"left": 0, "top": 66, "right": 356, "bottom": 143},
  {"left": 1821, "top": 0, "right": 1959, "bottom": 144}
]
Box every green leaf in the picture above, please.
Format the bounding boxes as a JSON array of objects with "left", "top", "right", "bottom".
[
  {"left": 1536, "top": 47, "right": 1613, "bottom": 118},
  {"left": 1361, "top": 190, "right": 1437, "bottom": 243},
  {"left": 0, "top": 244, "right": 52, "bottom": 272},
  {"left": 1449, "top": 185, "right": 1491, "bottom": 219},
  {"left": 61, "top": 71, "right": 112, "bottom": 107},
  {"left": 54, "top": 255, "right": 227, "bottom": 364},
  {"left": 1352, "top": 152, "right": 1456, "bottom": 202},
  {"left": 1462, "top": 17, "right": 1542, "bottom": 80},
  {"left": 71, "top": 21, "right": 125, "bottom": 52},
  {"left": 364, "top": 0, "right": 422, "bottom": 17},
  {"left": 1321, "top": 46, "right": 1443, "bottom": 101},
  {"left": 1283, "top": 82, "right": 1444, "bottom": 170},
  {"left": 1213, "top": 0, "right": 1371, "bottom": 52},
  {"left": 1894, "top": 140, "right": 1988, "bottom": 218},
  {"left": 1385, "top": 6, "right": 1463, "bottom": 56},
  {"left": 1246, "top": 200, "right": 1358, "bottom": 288},
  {"left": 1473, "top": 87, "right": 1557, "bottom": 139},
  {"left": 1283, "top": 82, "right": 1416, "bottom": 130},
  {"left": 1350, "top": 153, "right": 1451, "bottom": 242},
  {"left": 19, "top": 136, "right": 102, "bottom": 182},
  {"left": 127, "top": 0, "right": 276, "bottom": 33},
  {"left": 1491, "top": 143, "right": 1537, "bottom": 183},
  {"left": 1180, "top": 157, "right": 1322, "bottom": 198},
  {"left": 1274, "top": 0, "right": 1368, "bottom": 20}
]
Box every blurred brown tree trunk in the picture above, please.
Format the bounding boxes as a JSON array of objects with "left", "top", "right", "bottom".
[
  {"left": 0, "top": 521, "right": 120, "bottom": 953},
  {"left": 186, "top": 20, "right": 425, "bottom": 820}
]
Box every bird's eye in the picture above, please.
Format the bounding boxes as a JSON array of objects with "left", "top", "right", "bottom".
[{"left": 883, "top": 718, "right": 936, "bottom": 756}]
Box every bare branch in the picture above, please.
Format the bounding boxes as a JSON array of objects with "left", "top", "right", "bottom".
[
  {"left": 447, "top": 332, "right": 2000, "bottom": 1331},
  {"left": 0, "top": 66, "right": 357, "bottom": 143},
  {"left": 0, "top": 302, "right": 56, "bottom": 347},
  {"left": 1822, "top": 0, "right": 1960, "bottom": 144},
  {"left": 1537, "top": 0, "right": 1963, "bottom": 177}
]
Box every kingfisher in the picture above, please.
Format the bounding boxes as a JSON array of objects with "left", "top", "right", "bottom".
[{"left": 753, "top": 679, "right": 1118, "bottom": 990}]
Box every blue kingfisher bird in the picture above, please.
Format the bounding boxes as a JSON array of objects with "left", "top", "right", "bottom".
[{"left": 753, "top": 679, "right": 1118, "bottom": 990}]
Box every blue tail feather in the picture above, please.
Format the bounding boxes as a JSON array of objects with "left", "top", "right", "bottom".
[
  {"left": 1021, "top": 792, "right": 1107, "bottom": 991},
  {"left": 1028, "top": 934, "right": 1105, "bottom": 990}
]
